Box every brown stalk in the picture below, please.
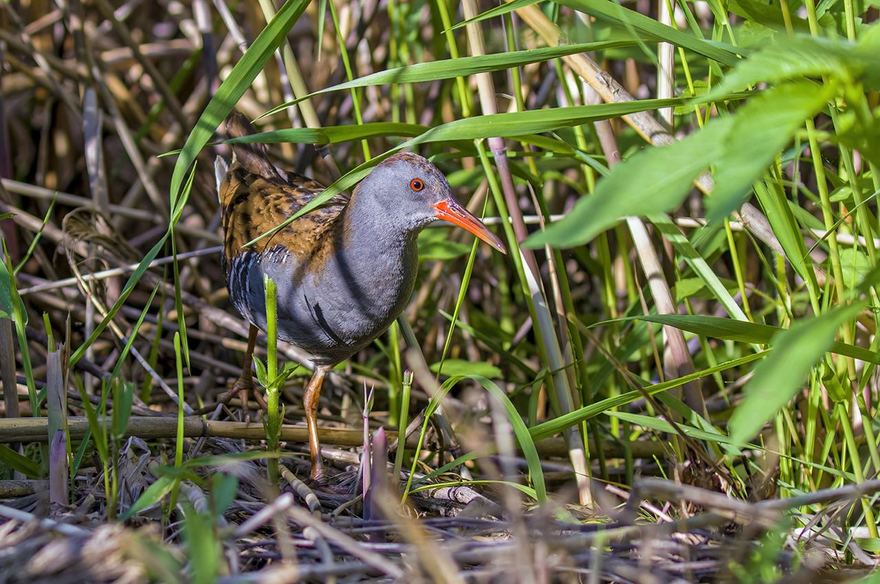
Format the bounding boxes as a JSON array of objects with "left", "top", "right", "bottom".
[
  {"left": 462, "top": 0, "right": 593, "bottom": 507},
  {"left": 0, "top": 320, "right": 18, "bottom": 420},
  {"left": 0, "top": 416, "right": 420, "bottom": 447},
  {"left": 0, "top": 179, "right": 218, "bottom": 240}
]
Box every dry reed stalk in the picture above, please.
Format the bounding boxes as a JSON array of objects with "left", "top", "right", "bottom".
[
  {"left": 0, "top": 415, "right": 411, "bottom": 447},
  {"left": 0, "top": 319, "right": 18, "bottom": 420}
]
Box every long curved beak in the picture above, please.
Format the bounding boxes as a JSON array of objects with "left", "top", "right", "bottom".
[{"left": 433, "top": 199, "right": 507, "bottom": 254}]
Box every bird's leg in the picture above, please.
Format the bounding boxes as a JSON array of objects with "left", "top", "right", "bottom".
[
  {"left": 304, "top": 365, "right": 329, "bottom": 482},
  {"left": 228, "top": 324, "right": 259, "bottom": 421}
]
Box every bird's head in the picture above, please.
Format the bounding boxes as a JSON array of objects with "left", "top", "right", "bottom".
[{"left": 358, "top": 152, "right": 506, "bottom": 254}]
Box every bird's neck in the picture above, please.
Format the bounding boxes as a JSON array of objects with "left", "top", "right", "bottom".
[
  {"left": 325, "top": 192, "right": 419, "bottom": 317},
  {"left": 342, "top": 190, "right": 420, "bottom": 255}
]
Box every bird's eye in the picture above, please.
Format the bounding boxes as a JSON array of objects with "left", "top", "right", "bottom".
[{"left": 409, "top": 178, "right": 425, "bottom": 192}]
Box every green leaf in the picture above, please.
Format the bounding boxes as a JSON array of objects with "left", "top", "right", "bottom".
[
  {"left": 121, "top": 474, "right": 178, "bottom": 520},
  {"left": 706, "top": 81, "right": 834, "bottom": 222},
  {"left": 431, "top": 359, "right": 503, "bottom": 379},
  {"left": 449, "top": 0, "right": 541, "bottom": 30},
  {"left": 459, "top": 0, "right": 743, "bottom": 66},
  {"left": 0, "top": 444, "right": 42, "bottom": 478},
  {"left": 212, "top": 473, "right": 239, "bottom": 516},
  {"left": 555, "top": 0, "right": 742, "bottom": 66},
  {"left": 700, "top": 36, "right": 863, "bottom": 103},
  {"left": 606, "top": 411, "right": 742, "bottom": 449},
  {"left": 525, "top": 119, "right": 728, "bottom": 248},
  {"left": 0, "top": 252, "right": 24, "bottom": 324},
  {"left": 638, "top": 313, "right": 880, "bottom": 364},
  {"left": 112, "top": 381, "right": 135, "bottom": 438},
  {"left": 728, "top": 303, "right": 867, "bottom": 446},
  {"left": 728, "top": 0, "right": 809, "bottom": 31},
  {"left": 182, "top": 504, "right": 222, "bottom": 584},
  {"left": 839, "top": 247, "right": 872, "bottom": 287},
  {"left": 754, "top": 179, "right": 820, "bottom": 291},
  {"left": 226, "top": 122, "right": 427, "bottom": 146},
  {"left": 261, "top": 41, "right": 640, "bottom": 118},
  {"left": 471, "top": 376, "right": 546, "bottom": 502},
  {"left": 649, "top": 213, "right": 749, "bottom": 321},
  {"left": 529, "top": 352, "right": 767, "bottom": 440}
]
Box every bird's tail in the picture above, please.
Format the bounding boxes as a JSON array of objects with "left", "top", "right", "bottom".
[{"left": 223, "top": 110, "right": 281, "bottom": 180}]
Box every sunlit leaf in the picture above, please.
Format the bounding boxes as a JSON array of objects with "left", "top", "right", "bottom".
[{"left": 729, "top": 303, "right": 866, "bottom": 446}]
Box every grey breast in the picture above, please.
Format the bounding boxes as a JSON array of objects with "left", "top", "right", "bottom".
[{"left": 228, "top": 242, "right": 419, "bottom": 365}]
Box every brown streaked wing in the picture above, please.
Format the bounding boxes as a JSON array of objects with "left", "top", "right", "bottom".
[{"left": 220, "top": 164, "right": 348, "bottom": 264}]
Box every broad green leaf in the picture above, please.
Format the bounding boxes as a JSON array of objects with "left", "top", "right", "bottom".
[
  {"left": 431, "top": 359, "right": 503, "bottom": 379},
  {"left": 839, "top": 247, "right": 872, "bottom": 287},
  {"left": 700, "top": 36, "right": 864, "bottom": 103},
  {"left": 729, "top": 0, "right": 809, "bottom": 31},
  {"left": 728, "top": 303, "right": 866, "bottom": 446},
  {"left": 638, "top": 314, "right": 880, "bottom": 364},
  {"left": 706, "top": 81, "right": 834, "bottom": 222},
  {"left": 532, "top": 79, "right": 831, "bottom": 250},
  {"left": 212, "top": 473, "right": 239, "bottom": 516},
  {"left": 262, "top": 41, "right": 640, "bottom": 117},
  {"left": 524, "top": 118, "right": 728, "bottom": 248},
  {"left": 182, "top": 504, "right": 222, "bottom": 584}
]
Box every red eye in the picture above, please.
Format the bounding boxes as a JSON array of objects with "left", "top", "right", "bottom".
[{"left": 409, "top": 178, "right": 425, "bottom": 192}]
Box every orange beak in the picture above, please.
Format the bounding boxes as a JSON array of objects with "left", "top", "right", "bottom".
[{"left": 433, "top": 199, "right": 506, "bottom": 254}]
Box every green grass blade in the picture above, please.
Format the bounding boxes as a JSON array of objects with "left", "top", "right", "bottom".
[
  {"left": 529, "top": 352, "right": 767, "bottom": 440},
  {"left": 121, "top": 474, "right": 178, "bottom": 520},
  {"left": 555, "top": 0, "right": 742, "bottom": 66},
  {"left": 638, "top": 314, "right": 880, "bottom": 364},
  {"left": 226, "top": 122, "right": 427, "bottom": 146},
  {"left": 472, "top": 376, "right": 547, "bottom": 502},
  {"left": 168, "top": 0, "right": 311, "bottom": 219},
  {"left": 0, "top": 443, "right": 42, "bottom": 477},
  {"left": 260, "top": 41, "right": 641, "bottom": 117},
  {"left": 244, "top": 98, "right": 685, "bottom": 248}
]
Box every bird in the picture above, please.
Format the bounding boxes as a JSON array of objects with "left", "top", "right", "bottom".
[{"left": 216, "top": 111, "right": 506, "bottom": 481}]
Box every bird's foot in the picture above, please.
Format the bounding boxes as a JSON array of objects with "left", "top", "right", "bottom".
[{"left": 309, "top": 459, "right": 325, "bottom": 485}]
